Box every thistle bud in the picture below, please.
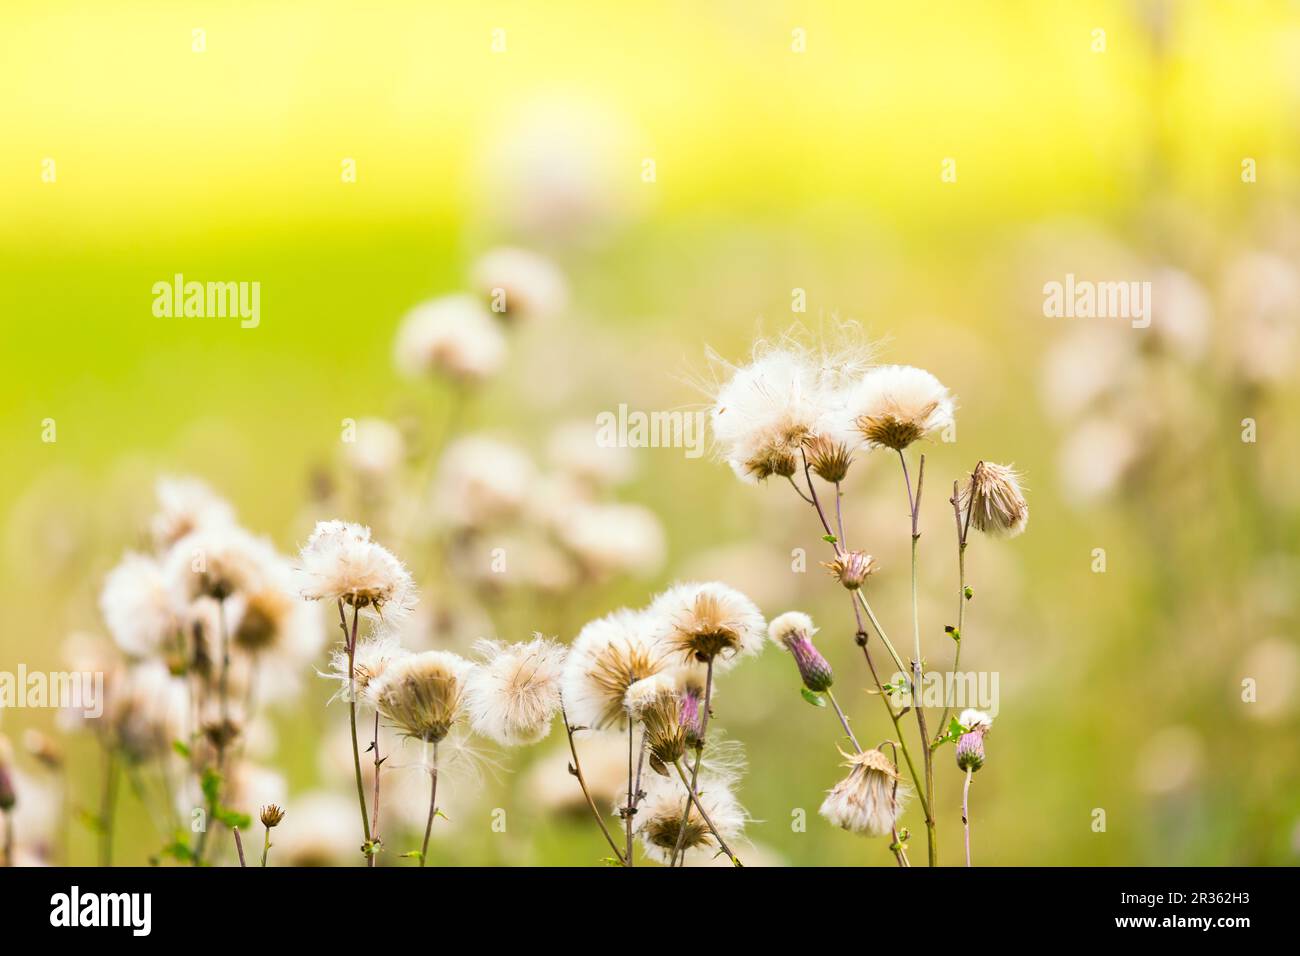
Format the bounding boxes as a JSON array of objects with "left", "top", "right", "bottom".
[
  {"left": 822, "top": 550, "right": 877, "bottom": 591},
  {"left": 768, "top": 611, "right": 835, "bottom": 692},
  {"left": 679, "top": 683, "right": 706, "bottom": 748},
  {"left": 955, "top": 709, "right": 993, "bottom": 773},
  {"left": 625, "top": 676, "right": 688, "bottom": 768},
  {"left": 260, "top": 804, "right": 285, "bottom": 828}
]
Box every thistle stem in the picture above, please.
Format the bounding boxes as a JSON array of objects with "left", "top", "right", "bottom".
[
  {"left": 369, "top": 711, "right": 382, "bottom": 868},
  {"left": 261, "top": 825, "right": 272, "bottom": 867},
  {"left": 672, "top": 759, "right": 741, "bottom": 866},
  {"left": 561, "top": 703, "right": 626, "bottom": 864},
  {"left": 624, "top": 719, "right": 635, "bottom": 867},
  {"left": 340, "top": 600, "right": 372, "bottom": 865},
  {"left": 937, "top": 480, "right": 973, "bottom": 735},
  {"left": 232, "top": 826, "right": 247, "bottom": 867},
  {"left": 900, "top": 451, "right": 937, "bottom": 866},
  {"left": 825, "top": 689, "right": 860, "bottom": 751},
  {"left": 669, "top": 655, "right": 715, "bottom": 866},
  {"left": 99, "top": 747, "right": 118, "bottom": 867},
  {"left": 962, "top": 766, "right": 973, "bottom": 867},
  {"left": 419, "top": 743, "right": 439, "bottom": 867}
]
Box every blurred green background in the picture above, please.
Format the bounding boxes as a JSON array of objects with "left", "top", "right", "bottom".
[{"left": 2, "top": 0, "right": 1299, "bottom": 865}]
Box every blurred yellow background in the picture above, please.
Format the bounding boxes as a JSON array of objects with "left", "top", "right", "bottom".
[{"left": 2, "top": 0, "right": 1299, "bottom": 865}]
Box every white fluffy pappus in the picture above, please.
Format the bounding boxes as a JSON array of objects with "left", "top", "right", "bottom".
[
  {"left": 165, "top": 524, "right": 282, "bottom": 603},
  {"left": 296, "top": 520, "right": 416, "bottom": 621},
  {"left": 432, "top": 435, "right": 537, "bottom": 530},
  {"left": 464, "top": 636, "right": 567, "bottom": 745},
  {"left": 631, "top": 771, "right": 748, "bottom": 866},
  {"left": 709, "top": 347, "right": 827, "bottom": 484},
  {"left": 393, "top": 294, "right": 507, "bottom": 383},
  {"left": 819, "top": 748, "right": 908, "bottom": 838},
  {"left": 368, "top": 649, "right": 475, "bottom": 743},
  {"left": 150, "top": 476, "right": 236, "bottom": 551},
  {"left": 470, "top": 246, "right": 569, "bottom": 323},
  {"left": 555, "top": 501, "right": 666, "bottom": 580},
  {"left": 650, "top": 581, "right": 766, "bottom": 672},
  {"left": 100, "top": 552, "right": 180, "bottom": 659},
  {"left": 560, "top": 608, "right": 673, "bottom": 730},
  {"left": 834, "top": 364, "right": 955, "bottom": 452}
]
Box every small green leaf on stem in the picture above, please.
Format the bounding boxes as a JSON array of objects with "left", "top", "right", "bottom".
[
  {"left": 800, "top": 688, "right": 827, "bottom": 707},
  {"left": 822, "top": 533, "right": 838, "bottom": 544},
  {"left": 964, "top": 586, "right": 974, "bottom": 600}
]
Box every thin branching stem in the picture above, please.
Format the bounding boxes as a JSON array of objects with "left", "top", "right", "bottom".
[
  {"left": 340, "top": 600, "right": 372, "bottom": 864},
  {"left": 560, "top": 703, "right": 626, "bottom": 864},
  {"left": 672, "top": 759, "right": 742, "bottom": 866},
  {"left": 962, "top": 766, "right": 974, "bottom": 867},
  {"left": 669, "top": 655, "right": 715, "bottom": 866},
  {"left": 419, "top": 743, "right": 439, "bottom": 867}
]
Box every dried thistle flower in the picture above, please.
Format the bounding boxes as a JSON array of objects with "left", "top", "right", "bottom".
[
  {"left": 960, "top": 462, "right": 1029, "bottom": 538},
  {"left": 369, "top": 650, "right": 474, "bottom": 743},
  {"left": 260, "top": 804, "right": 285, "bottom": 828},
  {"left": 803, "top": 434, "right": 853, "bottom": 483},
  {"left": 821, "top": 550, "right": 877, "bottom": 591},
  {"left": 841, "top": 365, "right": 955, "bottom": 451},
  {"left": 819, "top": 748, "right": 907, "bottom": 837},
  {"left": 631, "top": 773, "right": 747, "bottom": 865},
  {"left": 625, "top": 675, "right": 687, "bottom": 769},
  {"left": 561, "top": 609, "right": 672, "bottom": 730},
  {"left": 768, "top": 611, "right": 834, "bottom": 692},
  {"left": 651, "top": 581, "right": 766, "bottom": 668},
  {"left": 464, "top": 636, "right": 568, "bottom": 746}
]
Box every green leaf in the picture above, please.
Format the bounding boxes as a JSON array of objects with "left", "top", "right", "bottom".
[
  {"left": 216, "top": 809, "right": 251, "bottom": 830},
  {"left": 172, "top": 740, "right": 192, "bottom": 758},
  {"left": 200, "top": 768, "right": 222, "bottom": 805},
  {"left": 964, "top": 586, "right": 974, "bottom": 600},
  {"left": 800, "top": 688, "right": 827, "bottom": 707},
  {"left": 822, "top": 533, "right": 838, "bottom": 544},
  {"left": 945, "top": 625, "right": 960, "bottom": 642}
]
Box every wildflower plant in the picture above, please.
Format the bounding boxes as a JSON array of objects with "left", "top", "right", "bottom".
[{"left": 705, "top": 329, "right": 1029, "bottom": 866}]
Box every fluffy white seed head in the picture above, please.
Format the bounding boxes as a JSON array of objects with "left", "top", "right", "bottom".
[
  {"left": 369, "top": 650, "right": 475, "bottom": 743},
  {"left": 393, "top": 294, "right": 507, "bottom": 383},
  {"left": 150, "top": 476, "right": 236, "bottom": 551},
  {"left": 109, "top": 661, "right": 191, "bottom": 763},
  {"left": 958, "top": 708, "right": 993, "bottom": 732},
  {"left": 837, "top": 365, "right": 955, "bottom": 451},
  {"left": 650, "top": 581, "right": 766, "bottom": 671},
  {"left": 632, "top": 772, "right": 747, "bottom": 866},
  {"left": 819, "top": 748, "right": 908, "bottom": 837},
  {"left": 433, "top": 436, "right": 536, "bottom": 530},
  {"left": 709, "top": 348, "right": 827, "bottom": 483},
  {"left": 296, "top": 520, "right": 416, "bottom": 619},
  {"left": 471, "top": 246, "right": 569, "bottom": 323},
  {"left": 464, "top": 637, "right": 568, "bottom": 746},
  {"left": 323, "top": 634, "right": 410, "bottom": 707},
  {"left": 555, "top": 501, "right": 666, "bottom": 580},
  {"left": 165, "top": 524, "right": 281, "bottom": 603},
  {"left": 342, "top": 418, "right": 405, "bottom": 480},
  {"left": 561, "top": 608, "right": 672, "bottom": 730},
  {"left": 767, "top": 610, "right": 815, "bottom": 650},
  {"left": 100, "top": 552, "right": 180, "bottom": 658}
]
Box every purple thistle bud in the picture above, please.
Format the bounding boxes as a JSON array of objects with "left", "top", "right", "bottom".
[
  {"left": 768, "top": 611, "right": 835, "bottom": 692},
  {"left": 679, "top": 686, "right": 706, "bottom": 747},
  {"left": 787, "top": 635, "right": 835, "bottom": 692},
  {"left": 956, "top": 728, "right": 987, "bottom": 772}
]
